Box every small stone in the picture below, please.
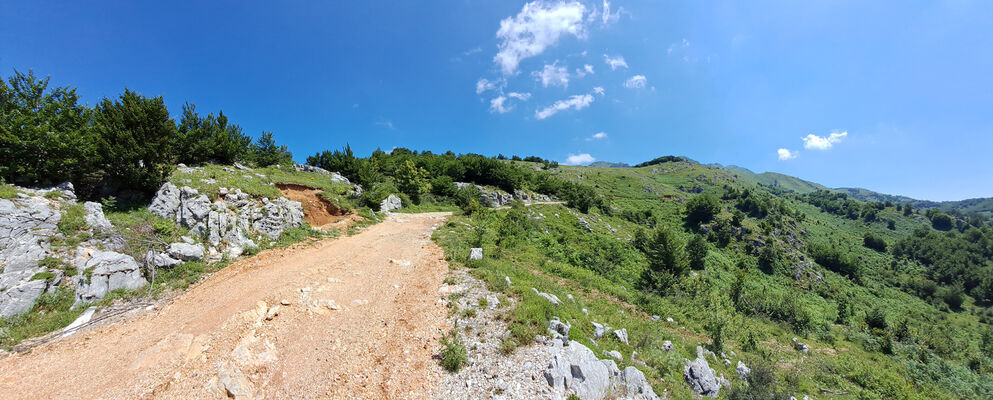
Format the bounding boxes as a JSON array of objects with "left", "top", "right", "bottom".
[
  {"left": 468, "top": 248, "right": 483, "bottom": 260},
  {"left": 280, "top": 299, "right": 291, "bottom": 306},
  {"left": 265, "top": 305, "right": 280, "bottom": 320}
]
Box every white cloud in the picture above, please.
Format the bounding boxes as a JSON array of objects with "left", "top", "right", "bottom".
[
  {"left": 564, "top": 153, "right": 595, "bottom": 165},
  {"left": 375, "top": 120, "right": 395, "bottom": 130},
  {"left": 586, "top": 132, "right": 607, "bottom": 141},
  {"left": 592, "top": 86, "right": 605, "bottom": 95},
  {"left": 623, "top": 75, "right": 647, "bottom": 89},
  {"left": 600, "top": 0, "right": 622, "bottom": 25},
  {"left": 508, "top": 92, "right": 532, "bottom": 101},
  {"left": 489, "top": 96, "right": 510, "bottom": 113},
  {"left": 464, "top": 47, "right": 482, "bottom": 56},
  {"left": 476, "top": 78, "right": 502, "bottom": 94},
  {"left": 777, "top": 148, "right": 798, "bottom": 161},
  {"left": 603, "top": 54, "right": 628, "bottom": 70},
  {"left": 535, "top": 93, "right": 595, "bottom": 120},
  {"left": 802, "top": 131, "right": 848, "bottom": 150},
  {"left": 495, "top": 1, "right": 587, "bottom": 75},
  {"left": 574, "top": 64, "right": 595, "bottom": 78},
  {"left": 532, "top": 61, "right": 570, "bottom": 88}
]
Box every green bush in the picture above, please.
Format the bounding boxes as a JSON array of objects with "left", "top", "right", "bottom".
[
  {"left": 863, "top": 233, "right": 887, "bottom": 252},
  {"left": 439, "top": 331, "right": 467, "bottom": 372},
  {"left": 685, "top": 194, "right": 720, "bottom": 227},
  {"left": 57, "top": 204, "right": 87, "bottom": 234}
]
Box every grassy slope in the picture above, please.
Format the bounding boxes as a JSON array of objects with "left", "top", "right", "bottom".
[{"left": 434, "top": 160, "right": 991, "bottom": 400}]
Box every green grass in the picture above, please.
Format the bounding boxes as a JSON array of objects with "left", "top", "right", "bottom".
[
  {"left": 0, "top": 289, "right": 84, "bottom": 349},
  {"left": 57, "top": 203, "right": 87, "bottom": 235},
  {"left": 168, "top": 163, "right": 353, "bottom": 202},
  {"left": 431, "top": 159, "right": 992, "bottom": 400},
  {"left": 0, "top": 185, "right": 19, "bottom": 200}
]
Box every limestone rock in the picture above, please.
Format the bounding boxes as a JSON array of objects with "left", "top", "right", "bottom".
[
  {"left": 0, "top": 196, "right": 60, "bottom": 316},
  {"left": 684, "top": 347, "right": 721, "bottom": 398},
  {"left": 75, "top": 250, "right": 147, "bottom": 303},
  {"left": 620, "top": 366, "right": 661, "bottom": 400},
  {"left": 468, "top": 248, "right": 483, "bottom": 260},
  {"left": 380, "top": 194, "right": 402, "bottom": 212},
  {"left": 661, "top": 340, "right": 674, "bottom": 351},
  {"left": 614, "top": 328, "right": 629, "bottom": 345},
  {"left": 544, "top": 340, "right": 661, "bottom": 400},
  {"left": 166, "top": 242, "right": 204, "bottom": 261},
  {"left": 736, "top": 360, "right": 751, "bottom": 381},
  {"left": 548, "top": 317, "right": 570, "bottom": 338},
  {"left": 531, "top": 287, "right": 561, "bottom": 306},
  {"left": 82, "top": 201, "right": 113, "bottom": 232},
  {"left": 293, "top": 163, "right": 330, "bottom": 175}
]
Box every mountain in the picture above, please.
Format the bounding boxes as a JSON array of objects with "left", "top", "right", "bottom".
[
  {"left": 718, "top": 164, "right": 828, "bottom": 194},
  {"left": 588, "top": 161, "right": 631, "bottom": 168},
  {"left": 837, "top": 187, "right": 993, "bottom": 215}
]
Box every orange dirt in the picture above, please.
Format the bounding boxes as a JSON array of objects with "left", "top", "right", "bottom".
[
  {"left": 0, "top": 212, "right": 453, "bottom": 400},
  {"left": 275, "top": 182, "right": 347, "bottom": 227}
]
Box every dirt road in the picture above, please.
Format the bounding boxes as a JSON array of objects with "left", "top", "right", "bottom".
[{"left": 0, "top": 212, "right": 453, "bottom": 399}]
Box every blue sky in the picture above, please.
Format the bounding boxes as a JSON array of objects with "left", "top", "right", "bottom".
[{"left": 2, "top": 1, "right": 991, "bottom": 201}]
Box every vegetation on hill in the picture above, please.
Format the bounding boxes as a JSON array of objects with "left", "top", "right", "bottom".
[{"left": 435, "top": 157, "right": 993, "bottom": 399}]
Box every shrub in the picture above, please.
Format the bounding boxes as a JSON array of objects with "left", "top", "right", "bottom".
[
  {"left": 439, "top": 330, "right": 468, "bottom": 372},
  {"left": 640, "top": 227, "right": 685, "bottom": 294},
  {"left": 686, "top": 235, "right": 708, "bottom": 270},
  {"left": 863, "top": 233, "right": 887, "bottom": 252},
  {"left": 866, "top": 308, "right": 888, "bottom": 331},
  {"left": 930, "top": 213, "right": 954, "bottom": 231},
  {"left": 685, "top": 194, "right": 719, "bottom": 227},
  {"left": 249, "top": 131, "right": 293, "bottom": 167},
  {"left": 430, "top": 175, "right": 458, "bottom": 197}
]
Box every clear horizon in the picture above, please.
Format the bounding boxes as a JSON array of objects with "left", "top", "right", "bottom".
[{"left": 2, "top": 1, "right": 990, "bottom": 201}]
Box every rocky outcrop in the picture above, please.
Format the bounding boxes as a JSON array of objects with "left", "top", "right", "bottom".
[
  {"left": 468, "top": 248, "right": 483, "bottom": 260},
  {"left": 82, "top": 201, "right": 113, "bottom": 232},
  {"left": 148, "top": 183, "right": 303, "bottom": 258},
  {"left": 380, "top": 195, "right": 402, "bottom": 213},
  {"left": 544, "top": 340, "right": 660, "bottom": 400},
  {"left": 454, "top": 182, "right": 553, "bottom": 207},
  {"left": 683, "top": 347, "right": 728, "bottom": 398},
  {"left": 74, "top": 249, "right": 147, "bottom": 303},
  {"left": 0, "top": 196, "right": 62, "bottom": 317}
]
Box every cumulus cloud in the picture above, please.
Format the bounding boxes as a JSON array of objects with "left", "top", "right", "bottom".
[
  {"left": 777, "top": 148, "right": 798, "bottom": 161},
  {"left": 802, "top": 131, "right": 848, "bottom": 150},
  {"left": 603, "top": 54, "right": 628, "bottom": 70},
  {"left": 476, "top": 78, "right": 502, "bottom": 94},
  {"left": 623, "top": 75, "right": 647, "bottom": 89},
  {"left": 564, "top": 153, "right": 595, "bottom": 165},
  {"left": 586, "top": 132, "right": 607, "bottom": 141},
  {"left": 535, "top": 93, "right": 595, "bottom": 120},
  {"left": 574, "top": 64, "right": 595, "bottom": 78},
  {"left": 533, "top": 62, "right": 570, "bottom": 87},
  {"left": 494, "top": 1, "right": 587, "bottom": 75},
  {"left": 508, "top": 92, "right": 532, "bottom": 100},
  {"left": 593, "top": 86, "right": 605, "bottom": 95},
  {"left": 490, "top": 96, "right": 510, "bottom": 113}
]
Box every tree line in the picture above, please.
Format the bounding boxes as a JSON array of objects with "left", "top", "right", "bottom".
[{"left": 0, "top": 70, "right": 292, "bottom": 198}]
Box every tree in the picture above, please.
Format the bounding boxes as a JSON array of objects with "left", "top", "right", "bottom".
[
  {"left": 640, "top": 227, "right": 686, "bottom": 294},
  {"left": 175, "top": 103, "right": 251, "bottom": 165},
  {"left": 687, "top": 235, "right": 708, "bottom": 270},
  {"left": 250, "top": 131, "right": 292, "bottom": 167},
  {"left": 394, "top": 159, "right": 429, "bottom": 204},
  {"left": 0, "top": 70, "right": 95, "bottom": 187},
  {"left": 930, "top": 213, "right": 954, "bottom": 231},
  {"left": 757, "top": 238, "right": 779, "bottom": 274},
  {"left": 430, "top": 175, "right": 458, "bottom": 197},
  {"left": 685, "top": 194, "right": 720, "bottom": 227},
  {"left": 91, "top": 89, "right": 177, "bottom": 194},
  {"left": 863, "top": 233, "right": 887, "bottom": 252}
]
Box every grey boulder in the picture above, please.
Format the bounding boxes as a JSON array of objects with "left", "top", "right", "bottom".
[
  {"left": 166, "top": 242, "right": 205, "bottom": 261},
  {"left": 83, "top": 201, "right": 113, "bottom": 232},
  {"left": 75, "top": 250, "right": 147, "bottom": 303},
  {"left": 468, "top": 248, "right": 483, "bottom": 260},
  {"left": 684, "top": 348, "right": 721, "bottom": 398},
  {"left": 0, "top": 280, "right": 47, "bottom": 317},
  {"left": 380, "top": 194, "right": 402, "bottom": 212}
]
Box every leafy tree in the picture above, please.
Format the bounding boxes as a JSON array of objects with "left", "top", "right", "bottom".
[
  {"left": 687, "top": 234, "right": 708, "bottom": 270},
  {"left": 757, "top": 238, "right": 779, "bottom": 274},
  {"left": 863, "top": 233, "right": 887, "bottom": 252},
  {"left": 685, "top": 194, "right": 719, "bottom": 227},
  {"left": 394, "top": 159, "right": 429, "bottom": 203},
  {"left": 640, "top": 227, "right": 685, "bottom": 294},
  {"left": 930, "top": 213, "right": 954, "bottom": 231},
  {"left": 430, "top": 175, "right": 458, "bottom": 197},
  {"left": 250, "top": 131, "right": 292, "bottom": 167},
  {"left": 904, "top": 205, "right": 914, "bottom": 216},
  {"left": 91, "top": 89, "right": 177, "bottom": 194}
]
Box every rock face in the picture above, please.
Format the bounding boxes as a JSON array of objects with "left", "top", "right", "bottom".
[
  {"left": 293, "top": 163, "right": 330, "bottom": 175},
  {"left": 148, "top": 183, "right": 303, "bottom": 258},
  {"left": 454, "top": 182, "right": 552, "bottom": 207},
  {"left": 544, "top": 340, "right": 660, "bottom": 400},
  {"left": 380, "top": 194, "right": 402, "bottom": 213},
  {"left": 684, "top": 348, "right": 722, "bottom": 398},
  {"left": 736, "top": 360, "right": 751, "bottom": 381},
  {"left": 82, "top": 202, "right": 113, "bottom": 232},
  {"left": 166, "top": 242, "right": 204, "bottom": 261},
  {"left": 0, "top": 196, "right": 61, "bottom": 317},
  {"left": 614, "top": 328, "right": 629, "bottom": 345},
  {"left": 74, "top": 250, "right": 147, "bottom": 303}
]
